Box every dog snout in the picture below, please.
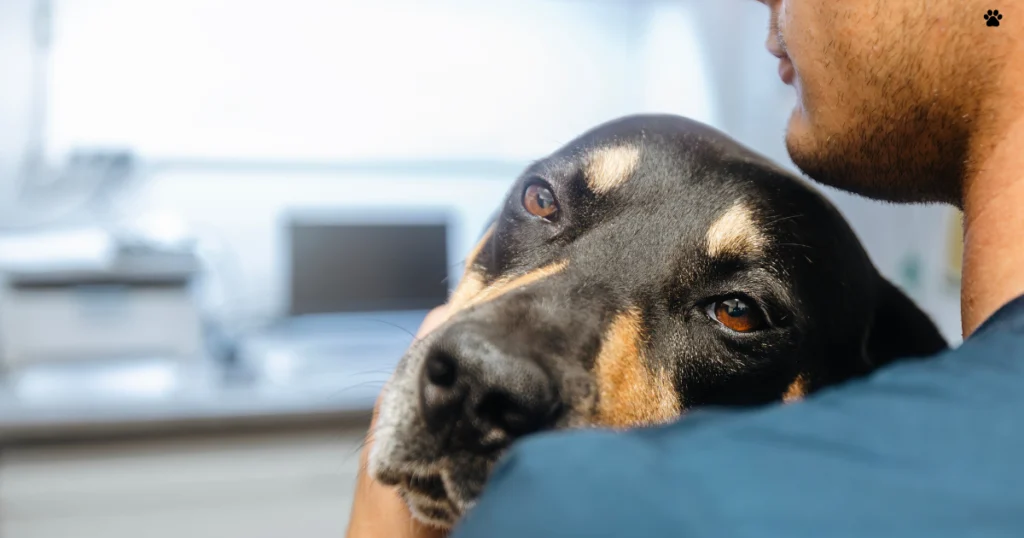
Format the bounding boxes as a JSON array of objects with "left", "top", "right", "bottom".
[{"left": 418, "top": 324, "right": 560, "bottom": 453}]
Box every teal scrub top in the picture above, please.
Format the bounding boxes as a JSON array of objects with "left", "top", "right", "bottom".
[{"left": 452, "top": 295, "right": 1024, "bottom": 537}]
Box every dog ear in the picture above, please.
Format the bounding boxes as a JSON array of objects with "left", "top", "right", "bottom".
[{"left": 864, "top": 277, "right": 949, "bottom": 368}]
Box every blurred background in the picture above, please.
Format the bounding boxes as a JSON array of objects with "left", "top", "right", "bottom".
[{"left": 0, "top": 1, "right": 963, "bottom": 536}]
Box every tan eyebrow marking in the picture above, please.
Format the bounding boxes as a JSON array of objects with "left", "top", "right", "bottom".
[
  {"left": 447, "top": 225, "right": 494, "bottom": 311},
  {"left": 592, "top": 308, "right": 681, "bottom": 429},
  {"left": 585, "top": 145, "right": 641, "bottom": 194},
  {"left": 706, "top": 202, "right": 767, "bottom": 258},
  {"left": 439, "top": 223, "right": 567, "bottom": 327},
  {"left": 463, "top": 259, "right": 569, "bottom": 309}
]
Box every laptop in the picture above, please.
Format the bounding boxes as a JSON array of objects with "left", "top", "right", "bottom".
[{"left": 237, "top": 209, "right": 453, "bottom": 396}]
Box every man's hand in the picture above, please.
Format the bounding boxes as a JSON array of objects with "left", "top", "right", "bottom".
[{"left": 345, "top": 306, "right": 451, "bottom": 538}]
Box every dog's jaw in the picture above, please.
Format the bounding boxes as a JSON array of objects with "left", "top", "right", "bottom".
[
  {"left": 369, "top": 341, "right": 481, "bottom": 529},
  {"left": 371, "top": 385, "right": 509, "bottom": 528},
  {"left": 399, "top": 473, "right": 460, "bottom": 528},
  {"left": 370, "top": 334, "right": 600, "bottom": 528}
]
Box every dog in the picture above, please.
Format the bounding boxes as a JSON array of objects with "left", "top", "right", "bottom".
[{"left": 369, "top": 114, "right": 948, "bottom": 529}]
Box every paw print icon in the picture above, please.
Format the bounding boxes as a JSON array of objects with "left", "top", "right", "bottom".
[{"left": 985, "top": 9, "right": 1003, "bottom": 27}]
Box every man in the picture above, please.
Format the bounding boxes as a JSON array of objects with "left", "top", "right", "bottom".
[{"left": 347, "top": 0, "right": 1024, "bottom": 535}]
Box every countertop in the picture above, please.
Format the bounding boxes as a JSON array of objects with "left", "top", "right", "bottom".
[{"left": 0, "top": 311, "right": 427, "bottom": 444}]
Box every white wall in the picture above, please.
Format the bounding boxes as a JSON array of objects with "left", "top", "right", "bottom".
[
  {"left": 48, "top": 0, "right": 635, "bottom": 161},
  {"left": 0, "top": 0, "right": 36, "bottom": 207}
]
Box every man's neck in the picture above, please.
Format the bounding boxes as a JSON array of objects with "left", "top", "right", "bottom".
[{"left": 961, "top": 105, "right": 1024, "bottom": 337}]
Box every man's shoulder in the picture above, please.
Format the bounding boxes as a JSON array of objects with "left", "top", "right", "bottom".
[{"left": 452, "top": 295, "right": 1024, "bottom": 538}]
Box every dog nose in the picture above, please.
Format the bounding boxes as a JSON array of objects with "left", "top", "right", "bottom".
[{"left": 419, "top": 326, "right": 559, "bottom": 452}]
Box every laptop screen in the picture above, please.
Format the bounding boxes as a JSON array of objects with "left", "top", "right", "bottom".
[{"left": 288, "top": 221, "right": 450, "bottom": 315}]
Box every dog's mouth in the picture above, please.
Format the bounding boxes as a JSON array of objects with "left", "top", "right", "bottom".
[
  {"left": 398, "top": 471, "right": 460, "bottom": 527},
  {"left": 376, "top": 454, "right": 499, "bottom": 528}
]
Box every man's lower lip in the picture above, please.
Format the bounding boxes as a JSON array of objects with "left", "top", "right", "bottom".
[{"left": 778, "top": 58, "right": 795, "bottom": 85}]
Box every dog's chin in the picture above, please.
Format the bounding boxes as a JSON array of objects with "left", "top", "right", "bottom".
[
  {"left": 401, "top": 488, "right": 461, "bottom": 529},
  {"left": 374, "top": 453, "right": 499, "bottom": 529}
]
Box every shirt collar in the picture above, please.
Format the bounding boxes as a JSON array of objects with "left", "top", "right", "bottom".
[{"left": 968, "top": 293, "right": 1024, "bottom": 339}]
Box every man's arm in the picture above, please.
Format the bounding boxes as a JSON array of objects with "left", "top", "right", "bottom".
[
  {"left": 345, "top": 412, "right": 447, "bottom": 538},
  {"left": 346, "top": 307, "right": 452, "bottom": 538}
]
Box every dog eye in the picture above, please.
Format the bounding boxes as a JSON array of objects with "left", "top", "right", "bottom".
[
  {"left": 708, "top": 297, "right": 767, "bottom": 333},
  {"left": 523, "top": 183, "right": 559, "bottom": 220}
]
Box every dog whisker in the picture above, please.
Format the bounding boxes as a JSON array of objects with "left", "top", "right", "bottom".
[
  {"left": 352, "top": 317, "right": 420, "bottom": 341},
  {"left": 762, "top": 213, "right": 805, "bottom": 227},
  {"left": 777, "top": 242, "right": 814, "bottom": 249},
  {"left": 347, "top": 367, "right": 399, "bottom": 376},
  {"left": 348, "top": 439, "right": 370, "bottom": 461},
  {"left": 320, "top": 381, "right": 388, "bottom": 401}
]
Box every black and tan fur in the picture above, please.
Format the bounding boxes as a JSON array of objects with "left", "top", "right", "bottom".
[{"left": 369, "top": 114, "right": 947, "bottom": 528}]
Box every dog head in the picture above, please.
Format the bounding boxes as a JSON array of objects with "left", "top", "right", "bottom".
[{"left": 369, "top": 114, "right": 947, "bottom": 527}]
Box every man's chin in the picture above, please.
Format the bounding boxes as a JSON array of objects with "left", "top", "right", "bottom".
[
  {"left": 783, "top": 108, "right": 814, "bottom": 163},
  {"left": 783, "top": 117, "right": 833, "bottom": 181},
  {"left": 783, "top": 103, "right": 963, "bottom": 205},
  {"left": 784, "top": 115, "right": 866, "bottom": 196}
]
